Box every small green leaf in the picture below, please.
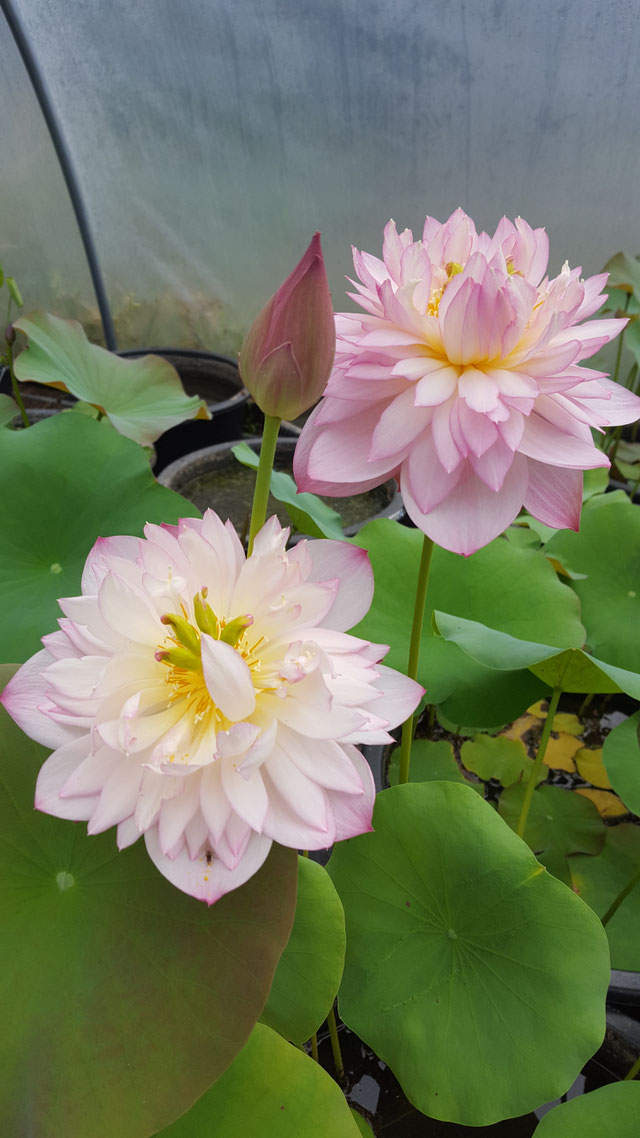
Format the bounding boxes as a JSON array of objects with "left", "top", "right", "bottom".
[
  {"left": 572, "top": 824, "right": 640, "bottom": 970},
  {"left": 0, "top": 393, "right": 18, "bottom": 427},
  {"left": 14, "top": 311, "right": 209, "bottom": 445},
  {"left": 328, "top": 782, "right": 609, "bottom": 1126},
  {"left": 602, "top": 710, "right": 640, "bottom": 814},
  {"left": 499, "top": 784, "right": 605, "bottom": 885},
  {"left": 350, "top": 1109, "right": 375, "bottom": 1136},
  {"left": 7, "top": 276, "right": 23, "bottom": 307},
  {"left": 460, "top": 734, "right": 537, "bottom": 786},
  {"left": 535, "top": 1082, "right": 640, "bottom": 1137},
  {"left": 155, "top": 1024, "right": 361, "bottom": 1137},
  {"left": 388, "top": 738, "right": 483, "bottom": 792},
  {"left": 583, "top": 467, "right": 609, "bottom": 500},
  {"left": 260, "top": 856, "right": 346, "bottom": 1045},
  {"left": 603, "top": 251, "right": 640, "bottom": 299},
  {"left": 232, "top": 441, "right": 344, "bottom": 539}
]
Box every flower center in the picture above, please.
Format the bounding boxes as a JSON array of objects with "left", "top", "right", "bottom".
[
  {"left": 155, "top": 588, "right": 261, "bottom": 723},
  {"left": 426, "top": 261, "right": 464, "bottom": 317}
]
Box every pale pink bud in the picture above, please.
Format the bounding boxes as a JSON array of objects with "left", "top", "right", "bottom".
[{"left": 239, "top": 232, "right": 335, "bottom": 420}]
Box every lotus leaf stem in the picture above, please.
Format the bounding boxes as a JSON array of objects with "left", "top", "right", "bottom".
[{"left": 516, "top": 687, "right": 562, "bottom": 839}]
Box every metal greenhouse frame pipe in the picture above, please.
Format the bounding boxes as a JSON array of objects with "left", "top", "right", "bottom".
[{"left": 1, "top": 0, "right": 117, "bottom": 349}]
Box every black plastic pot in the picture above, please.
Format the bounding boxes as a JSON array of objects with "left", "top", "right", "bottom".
[
  {"left": 118, "top": 348, "right": 249, "bottom": 472},
  {"left": 156, "top": 436, "right": 404, "bottom": 539}
]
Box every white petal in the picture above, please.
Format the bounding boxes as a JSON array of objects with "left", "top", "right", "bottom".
[
  {"left": 200, "top": 635, "right": 256, "bottom": 721},
  {"left": 145, "top": 825, "right": 272, "bottom": 905}
]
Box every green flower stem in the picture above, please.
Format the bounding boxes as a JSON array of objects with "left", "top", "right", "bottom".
[
  {"left": 398, "top": 534, "right": 435, "bottom": 785},
  {"left": 327, "top": 1005, "right": 344, "bottom": 1079},
  {"left": 516, "top": 687, "right": 562, "bottom": 839},
  {"left": 607, "top": 294, "right": 631, "bottom": 466},
  {"left": 6, "top": 339, "right": 29, "bottom": 429},
  {"left": 601, "top": 863, "right": 640, "bottom": 929},
  {"left": 624, "top": 1053, "right": 640, "bottom": 1081},
  {"left": 310, "top": 1033, "right": 319, "bottom": 1063},
  {"left": 247, "top": 414, "right": 281, "bottom": 554}
]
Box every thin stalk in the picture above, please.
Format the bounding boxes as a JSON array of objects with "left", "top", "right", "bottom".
[
  {"left": 327, "top": 1005, "right": 344, "bottom": 1078},
  {"left": 607, "top": 294, "right": 631, "bottom": 466},
  {"left": 6, "top": 338, "right": 29, "bottom": 428},
  {"left": 246, "top": 414, "right": 281, "bottom": 555},
  {"left": 624, "top": 1053, "right": 640, "bottom": 1081},
  {"left": 397, "top": 534, "right": 435, "bottom": 785},
  {"left": 601, "top": 863, "right": 640, "bottom": 928},
  {"left": 578, "top": 692, "right": 594, "bottom": 718},
  {"left": 516, "top": 688, "right": 562, "bottom": 839},
  {"left": 310, "top": 1033, "right": 319, "bottom": 1063}
]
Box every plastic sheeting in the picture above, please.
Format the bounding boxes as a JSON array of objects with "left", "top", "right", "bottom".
[{"left": 3, "top": 0, "right": 640, "bottom": 350}]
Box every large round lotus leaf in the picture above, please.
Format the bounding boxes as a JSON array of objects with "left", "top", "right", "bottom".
[
  {"left": 327, "top": 782, "right": 609, "bottom": 1126},
  {"left": 602, "top": 711, "right": 640, "bottom": 814},
  {"left": 154, "top": 1023, "right": 361, "bottom": 1137},
  {"left": 352, "top": 520, "right": 582, "bottom": 728},
  {"left": 260, "top": 855, "right": 346, "bottom": 1045},
  {"left": 534, "top": 1082, "right": 640, "bottom": 1137},
  {"left": 546, "top": 494, "right": 640, "bottom": 672},
  {"left": 572, "top": 824, "right": 640, "bottom": 970},
  {"left": 499, "top": 784, "right": 606, "bottom": 885},
  {"left": 0, "top": 666, "right": 298, "bottom": 1138},
  {"left": 0, "top": 413, "right": 200, "bottom": 661}
]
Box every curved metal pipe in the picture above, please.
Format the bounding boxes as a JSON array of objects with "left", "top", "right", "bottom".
[{"left": 1, "top": 0, "right": 117, "bottom": 349}]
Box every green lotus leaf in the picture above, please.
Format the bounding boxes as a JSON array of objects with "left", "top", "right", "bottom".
[
  {"left": 546, "top": 493, "right": 640, "bottom": 672},
  {"left": 260, "top": 855, "right": 346, "bottom": 1045},
  {"left": 572, "top": 824, "right": 640, "bottom": 970},
  {"left": 352, "top": 520, "right": 582, "bottom": 728},
  {"left": 14, "top": 310, "right": 209, "bottom": 445},
  {"left": 0, "top": 666, "right": 298, "bottom": 1138},
  {"left": 433, "top": 611, "right": 640, "bottom": 698},
  {"left": 328, "top": 782, "right": 609, "bottom": 1125},
  {"left": 534, "top": 1081, "right": 640, "bottom": 1137},
  {"left": 0, "top": 393, "right": 18, "bottom": 427},
  {"left": 154, "top": 1023, "right": 361, "bottom": 1137},
  {"left": 461, "top": 734, "right": 538, "bottom": 786},
  {"left": 388, "top": 738, "right": 483, "bottom": 793},
  {"left": 499, "top": 784, "right": 605, "bottom": 885},
  {"left": 0, "top": 413, "right": 200, "bottom": 661},
  {"left": 602, "top": 710, "right": 640, "bottom": 815}
]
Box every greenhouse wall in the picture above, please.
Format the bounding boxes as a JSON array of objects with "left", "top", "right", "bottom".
[{"left": 2, "top": 0, "right": 639, "bottom": 350}]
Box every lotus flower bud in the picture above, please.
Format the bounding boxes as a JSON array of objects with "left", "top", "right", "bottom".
[{"left": 239, "top": 232, "right": 335, "bottom": 420}]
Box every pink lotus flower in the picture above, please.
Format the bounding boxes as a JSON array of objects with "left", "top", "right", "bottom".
[
  {"left": 1, "top": 512, "right": 422, "bottom": 904},
  {"left": 294, "top": 209, "right": 640, "bottom": 555},
  {"left": 239, "top": 232, "right": 336, "bottom": 420}
]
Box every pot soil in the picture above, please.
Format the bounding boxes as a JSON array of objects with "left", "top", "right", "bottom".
[
  {"left": 157, "top": 437, "right": 404, "bottom": 540},
  {"left": 118, "top": 348, "right": 249, "bottom": 471}
]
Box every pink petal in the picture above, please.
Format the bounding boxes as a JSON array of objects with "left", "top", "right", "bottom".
[
  {"left": 1, "top": 651, "right": 81, "bottom": 749},
  {"left": 303, "top": 540, "right": 374, "bottom": 631},
  {"left": 369, "top": 665, "right": 424, "bottom": 728},
  {"left": 469, "top": 436, "right": 516, "bottom": 491},
  {"left": 201, "top": 635, "right": 256, "bottom": 721},
  {"left": 403, "top": 433, "right": 462, "bottom": 513},
  {"left": 431, "top": 397, "right": 463, "bottom": 472},
  {"left": 34, "top": 735, "right": 95, "bottom": 818},
  {"left": 519, "top": 413, "right": 608, "bottom": 469},
  {"left": 523, "top": 460, "right": 583, "bottom": 530},
  {"left": 264, "top": 744, "right": 330, "bottom": 829},
  {"left": 330, "top": 745, "right": 376, "bottom": 842},
  {"left": 414, "top": 366, "right": 460, "bottom": 406},
  {"left": 82, "top": 535, "right": 141, "bottom": 593},
  {"left": 220, "top": 762, "right": 269, "bottom": 830},
  {"left": 458, "top": 368, "right": 500, "bottom": 413},
  {"left": 145, "top": 825, "right": 272, "bottom": 905},
  {"left": 402, "top": 454, "right": 529, "bottom": 556},
  {"left": 294, "top": 400, "right": 401, "bottom": 495},
  {"left": 369, "top": 386, "right": 432, "bottom": 460}
]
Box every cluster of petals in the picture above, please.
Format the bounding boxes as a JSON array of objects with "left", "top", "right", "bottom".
[
  {"left": 1, "top": 511, "right": 422, "bottom": 903},
  {"left": 294, "top": 208, "right": 640, "bottom": 555}
]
